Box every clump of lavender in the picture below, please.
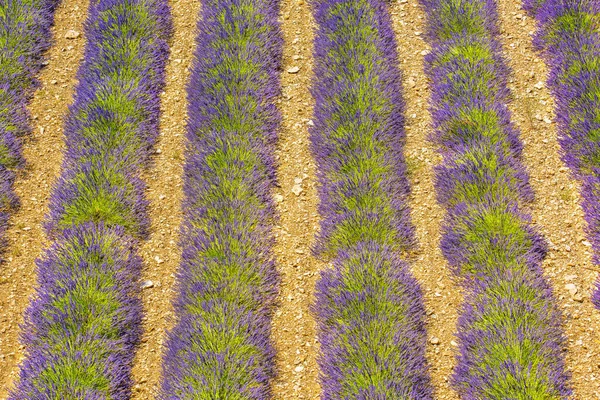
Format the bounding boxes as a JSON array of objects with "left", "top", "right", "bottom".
[
  {"left": 157, "top": 0, "right": 282, "bottom": 397},
  {"left": 422, "top": 0, "right": 571, "bottom": 397},
  {"left": 310, "top": 0, "right": 432, "bottom": 396},
  {"left": 524, "top": 0, "right": 600, "bottom": 308},
  {"left": 10, "top": 0, "right": 171, "bottom": 397},
  {"left": 0, "top": 0, "right": 59, "bottom": 259}
]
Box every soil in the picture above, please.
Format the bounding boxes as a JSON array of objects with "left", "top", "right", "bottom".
[
  {"left": 391, "top": 1, "right": 462, "bottom": 398},
  {"left": 129, "top": 0, "right": 198, "bottom": 397},
  {"left": 270, "top": 0, "right": 322, "bottom": 398},
  {"left": 1, "top": 0, "right": 600, "bottom": 398},
  {"left": 0, "top": 0, "right": 88, "bottom": 396},
  {"left": 496, "top": 1, "right": 600, "bottom": 398}
]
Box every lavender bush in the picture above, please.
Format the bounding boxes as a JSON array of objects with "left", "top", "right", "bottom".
[
  {"left": 10, "top": 0, "right": 171, "bottom": 397},
  {"left": 310, "top": 0, "right": 432, "bottom": 396},
  {"left": 157, "top": 0, "right": 282, "bottom": 397},
  {"left": 0, "top": 0, "right": 59, "bottom": 259},
  {"left": 422, "top": 0, "right": 571, "bottom": 397},
  {"left": 524, "top": 0, "right": 600, "bottom": 308}
]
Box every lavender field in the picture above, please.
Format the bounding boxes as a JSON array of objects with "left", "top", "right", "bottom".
[{"left": 0, "top": 0, "right": 599, "bottom": 398}]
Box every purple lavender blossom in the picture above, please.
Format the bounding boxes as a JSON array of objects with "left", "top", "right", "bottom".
[
  {"left": 157, "top": 0, "right": 282, "bottom": 396},
  {"left": 10, "top": 0, "right": 171, "bottom": 397},
  {"left": 310, "top": 0, "right": 433, "bottom": 396},
  {"left": 422, "top": 0, "right": 571, "bottom": 397},
  {"left": 0, "top": 0, "right": 60, "bottom": 261},
  {"left": 526, "top": 0, "right": 600, "bottom": 309}
]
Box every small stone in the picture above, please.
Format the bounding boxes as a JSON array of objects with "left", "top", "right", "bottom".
[
  {"left": 430, "top": 337, "right": 440, "bottom": 345},
  {"left": 407, "top": 77, "right": 416, "bottom": 88},
  {"left": 159, "top": 194, "right": 166, "bottom": 200},
  {"left": 23, "top": 227, "right": 31, "bottom": 231},
  {"left": 565, "top": 283, "right": 578, "bottom": 295},
  {"left": 65, "top": 29, "right": 80, "bottom": 39},
  {"left": 572, "top": 293, "right": 584, "bottom": 303},
  {"left": 307, "top": 119, "right": 315, "bottom": 126},
  {"left": 287, "top": 66, "right": 300, "bottom": 74},
  {"left": 154, "top": 255, "right": 164, "bottom": 264},
  {"left": 293, "top": 55, "right": 301, "bottom": 60},
  {"left": 534, "top": 81, "right": 544, "bottom": 89},
  {"left": 274, "top": 193, "right": 284, "bottom": 203},
  {"left": 292, "top": 184, "right": 303, "bottom": 196},
  {"left": 414, "top": 31, "right": 422, "bottom": 36},
  {"left": 450, "top": 340, "right": 458, "bottom": 347},
  {"left": 421, "top": 49, "right": 430, "bottom": 56},
  {"left": 140, "top": 280, "right": 154, "bottom": 289},
  {"left": 294, "top": 365, "right": 304, "bottom": 372},
  {"left": 582, "top": 240, "right": 592, "bottom": 247},
  {"left": 50, "top": 80, "right": 58, "bottom": 85},
  {"left": 543, "top": 116, "right": 552, "bottom": 124},
  {"left": 294, "top": 177, "right": 303, "bottom": 184}
]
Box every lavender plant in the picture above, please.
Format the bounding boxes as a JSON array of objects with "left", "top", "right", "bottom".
[
  {"left": 10, "top": 0, "right": 171, "bottom": 397},
  {"left": 157, "top": 0, "right": 282, "bottom": 397},
  {"left": 524, "top": 0, "right": 600, "bottom": 309},
  {"left": 310, "top": 0, "right": 432, "bottom": 396},
  {"left": 422, "top": 0, "right": 571, "bottom": 397},
  {"left": 0, "top": 0, "right": 59, "bottom": 258}
]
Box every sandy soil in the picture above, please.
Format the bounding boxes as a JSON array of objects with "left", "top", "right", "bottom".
[
  {"left": 129, "top": 0, "right": 198, "bottom": 397},
  {"left": 496, "top": 1, "right": 600, "bottom": 398},
  {"left": 0, "top": 0, "right": 88, "bottom": 396},
  {"left": 391, "top": 1, "right": 462, "bottom": 398},
  {"left": 270, "top": 0, "right": 322, "bottom": 398}
]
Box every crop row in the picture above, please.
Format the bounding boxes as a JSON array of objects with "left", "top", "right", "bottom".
[
  {"left": 310, "top": 0, "right": 432, "bottom": 397},
  {"left": 422, "top": 0, "right": 570, "bottom": 397},
  {"left": 157, "top": 0, "right": 282, "bottom": 397},
  {"left": 10, "top": 0, "right": 171, "bottom": 397},
  {"left": 525, "top": 0, "right": 600, "bottom": 308},
  {"left": 0, "top": 0, "right": 59, "bottom": 259}
]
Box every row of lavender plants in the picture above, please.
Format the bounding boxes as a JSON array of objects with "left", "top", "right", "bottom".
[
  {"left": 157, "top": 0, "right": 282, "bottom": 397},
  {"left": 310, "top": 0, "right": 432, "bottom": 396},
  {"left": 524, "top": 0, "right": 600, "bottom": 308},
  {"left": 0, "top": 0, "right": 59, "bottom": 258},
  {"left": 10, "top": 0, "right": 171, "bottom": 397},
  {"left": 422, "top": 0, "right": 571, "bottom": 397}
]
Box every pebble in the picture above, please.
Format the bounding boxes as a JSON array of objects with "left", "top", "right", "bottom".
[
  {"left": 543, "top": 116, "right": 552, "bottom": 124},
  {"left": 154, "top": 255, "right": 164, "bottom": 264},
  {"left": 420, "top": 49, "right": 430, "bottom": 56},
  {"left": 534, "top": 81, "right": 544, "bottom": 89},
  {"left": 274, "top": 193, "right": 284, "bottom": 203},
  {"left": 572, "top": 293, "right": 584, "bottom": 303},
  {"left": 294, "top": 177, "right": 303, "bottom": 184},
  {"left": 430, "top": 337, "right": 440, "bottom": 345},
  {"left": 50, "top": 80, "right": 58, "bottom": 85},
  {"left": 294, "top": 365, "right": 304, "bottom": 372},
  {"left": 292, "top": 184, "right": 303, "bottom": 196},
  {"left": 65, "top": 29, "right": 80, "bottom": 39},
  {"left": 307, "top": 119, "right": 315, "bottom": 126},
  {"left": 565, "top": 283, "right": 578, "bottom": 295},
  {"left": 140, "top": 280, "right": 154, "bottom": 289},
  {"left": 287, "top": 66, "right": 300, "bottom": 74}
]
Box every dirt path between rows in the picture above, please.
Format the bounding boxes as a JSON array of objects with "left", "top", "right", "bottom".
[
  {"left": 0, "top": 0, "right": 88, "bottom": 396},
  {"left": 391, "top": 1, "right": 462, "bottom": 399},
  {"left": 130, "top": 0, "right": 199, "bottom": 397},
  {"left": 496, "top": 1, "right": 600, "bottom": 398},
  {"left": 270, "top": 1, "right": 322, "bottom": 399}
]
